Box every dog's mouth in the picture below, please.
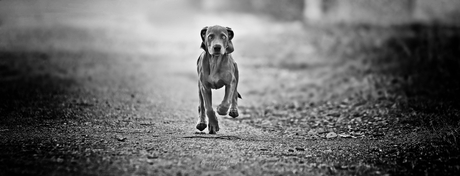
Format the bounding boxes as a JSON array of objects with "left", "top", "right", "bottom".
[{"left": 209, "top": 51, "right": 224, "bottom": 56}]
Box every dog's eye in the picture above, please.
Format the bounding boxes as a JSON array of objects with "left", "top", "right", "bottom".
[
  {"left": 208, "top": 35, "right": 213, "bottom": 40},
  {"left": 222, "top": 35, "right": 226, "bottom": 40}
]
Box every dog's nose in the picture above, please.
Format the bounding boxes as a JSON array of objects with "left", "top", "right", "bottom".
[{"left": 213, "top": 45, "right": 222, "bottom": 51}]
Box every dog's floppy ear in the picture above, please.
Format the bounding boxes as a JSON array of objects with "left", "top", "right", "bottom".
[
  {"left": 226, "top": 27, "right": 234, "bottom": 40},
  {"left": 200, "top": 26, "right": 208, "bottom": 51},
  {"left": 226, "top": 27, "right": 234, "bottom": 54}
]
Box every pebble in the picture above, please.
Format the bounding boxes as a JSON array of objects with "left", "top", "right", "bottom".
[
  {"left": 326, "top": 132, "right": 338, "bottom": 139},
  {"left": 295, "top": 147, "right": 305, "bottom": 151}
]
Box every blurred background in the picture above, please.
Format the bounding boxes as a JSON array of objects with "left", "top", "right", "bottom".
[
  {"left": 2, "top": 0, "right": 459, "bottom": 26},
  {"left": 1, "top": 0, "right": 459, "bottom": 175}
]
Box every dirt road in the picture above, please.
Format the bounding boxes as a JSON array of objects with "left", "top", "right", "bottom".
[{"left": 1, "top": 1, "right": 459, "bottom": 175}]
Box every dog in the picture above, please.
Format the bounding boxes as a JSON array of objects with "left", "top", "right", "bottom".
[{"left": 196, "top": 25, "right": 242, "bottom": 134}]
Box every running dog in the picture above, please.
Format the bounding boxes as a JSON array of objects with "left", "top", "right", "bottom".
[{"left": 196, "top": 25, "right": 241, "bottom": 134}]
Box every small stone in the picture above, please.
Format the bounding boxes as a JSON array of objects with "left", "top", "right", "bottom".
[
  {"left": 116, "top": 136, "right": 127, "bottom": 142},
  {"left": 146, "top": 159, "right": 155, "bottom": 164},
  {"left": 326, "top": 132, "right": 338, "bottom": 139},
  {"left": 338, "top": 133, "right": 352, "bottom": 138},
  {"left": 56, "top": 158, "right": 64, "bottom": 163},
  {"left": 147, "top": 154, "right": 159, "bottom": 159},
  {"left": 328, "top": 113, "right": 340, "bottom": 117},
  {"left": 295, "top": 147, "right": 305, "bottom": 151}
]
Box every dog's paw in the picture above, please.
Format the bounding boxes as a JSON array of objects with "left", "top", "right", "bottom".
[
  {"left": 196, "top": 122, "right": 207, "bottom": 131},
  {"left": 208, "top": 116, "right": 219, "bottom": 134},
  {"left": 208, "top": 122, "right": 219, "bottom": 134},
  {"left": 229, "top": 108, "right": 239, "bottom": 118},
  {"left": 206, "top": 111, "right": 219, "bottom": 134},
  {"left": 217, "top": 104, "right": 229, "bottom": 115}
]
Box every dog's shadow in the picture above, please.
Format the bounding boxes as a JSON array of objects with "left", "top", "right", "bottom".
[{"left": 183, "top": 133, "right": 241, "bottom": 140}]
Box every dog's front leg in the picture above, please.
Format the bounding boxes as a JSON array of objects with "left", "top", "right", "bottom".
[
  {"left": 200, "top": 85, "right": 219, "bottom": 134},
  {"left": 217, "top": 78, "right": 236, "bottom": 116},
  {"left": 196, "top": 82, "right": 207, "bottom": 131}
]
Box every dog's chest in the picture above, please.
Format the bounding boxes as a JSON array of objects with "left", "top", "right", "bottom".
[
  {"left": 206, "top": 73, "right": 225, "bottom": 89},
  {"left": 200, "top": 54, "right": 232, "bottom": 89}
]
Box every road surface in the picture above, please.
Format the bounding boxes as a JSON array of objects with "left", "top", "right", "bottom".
[{"left": 1, "top": 1, "right": 459, "bottom": 175}]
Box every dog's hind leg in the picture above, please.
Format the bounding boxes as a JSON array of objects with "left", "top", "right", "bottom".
[
  {"left": 229, "top": 63, "right": 240, "bottom": 118},
  {"left": 218, "top": 76, "right": 238, "bottom": 118},
  {"left": 229, "top": 93, "right": 239, "bottom": 118},
  {"left": 196, "top": 82, "right": 207, "bottom": 131}
]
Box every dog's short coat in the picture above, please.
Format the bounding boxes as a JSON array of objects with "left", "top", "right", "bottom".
[{"left": 196, "top": 25, "right": 241, "bottom": 134}]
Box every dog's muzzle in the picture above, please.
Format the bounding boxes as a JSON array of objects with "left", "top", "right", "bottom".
[{"left": 213, "top": 44, "right": 222, "bottom": 54}]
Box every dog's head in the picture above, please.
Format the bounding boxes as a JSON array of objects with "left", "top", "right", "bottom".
[{"left": 200, "top": 25, "right": 234, "bottom": 56}]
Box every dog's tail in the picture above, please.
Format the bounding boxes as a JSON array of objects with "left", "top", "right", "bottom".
[{"left": 237, "top": 92, "right": 242, "bottom": 99}]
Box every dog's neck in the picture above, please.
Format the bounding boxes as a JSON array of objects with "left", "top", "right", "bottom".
[{"left": 207, "top": 53, "right": 225, "bottom": 76}]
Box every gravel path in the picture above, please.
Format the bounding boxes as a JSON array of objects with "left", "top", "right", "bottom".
[{"left": 1, "top": 1, "right": 459, "bottom": 175}]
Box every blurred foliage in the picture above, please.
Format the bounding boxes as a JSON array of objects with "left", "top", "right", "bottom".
[
  {"left": 200, "top": 0, "right": 304, "bottom": 21},
  {"left": 251, "top": 0, "right": 304, "bottom": 21}
]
